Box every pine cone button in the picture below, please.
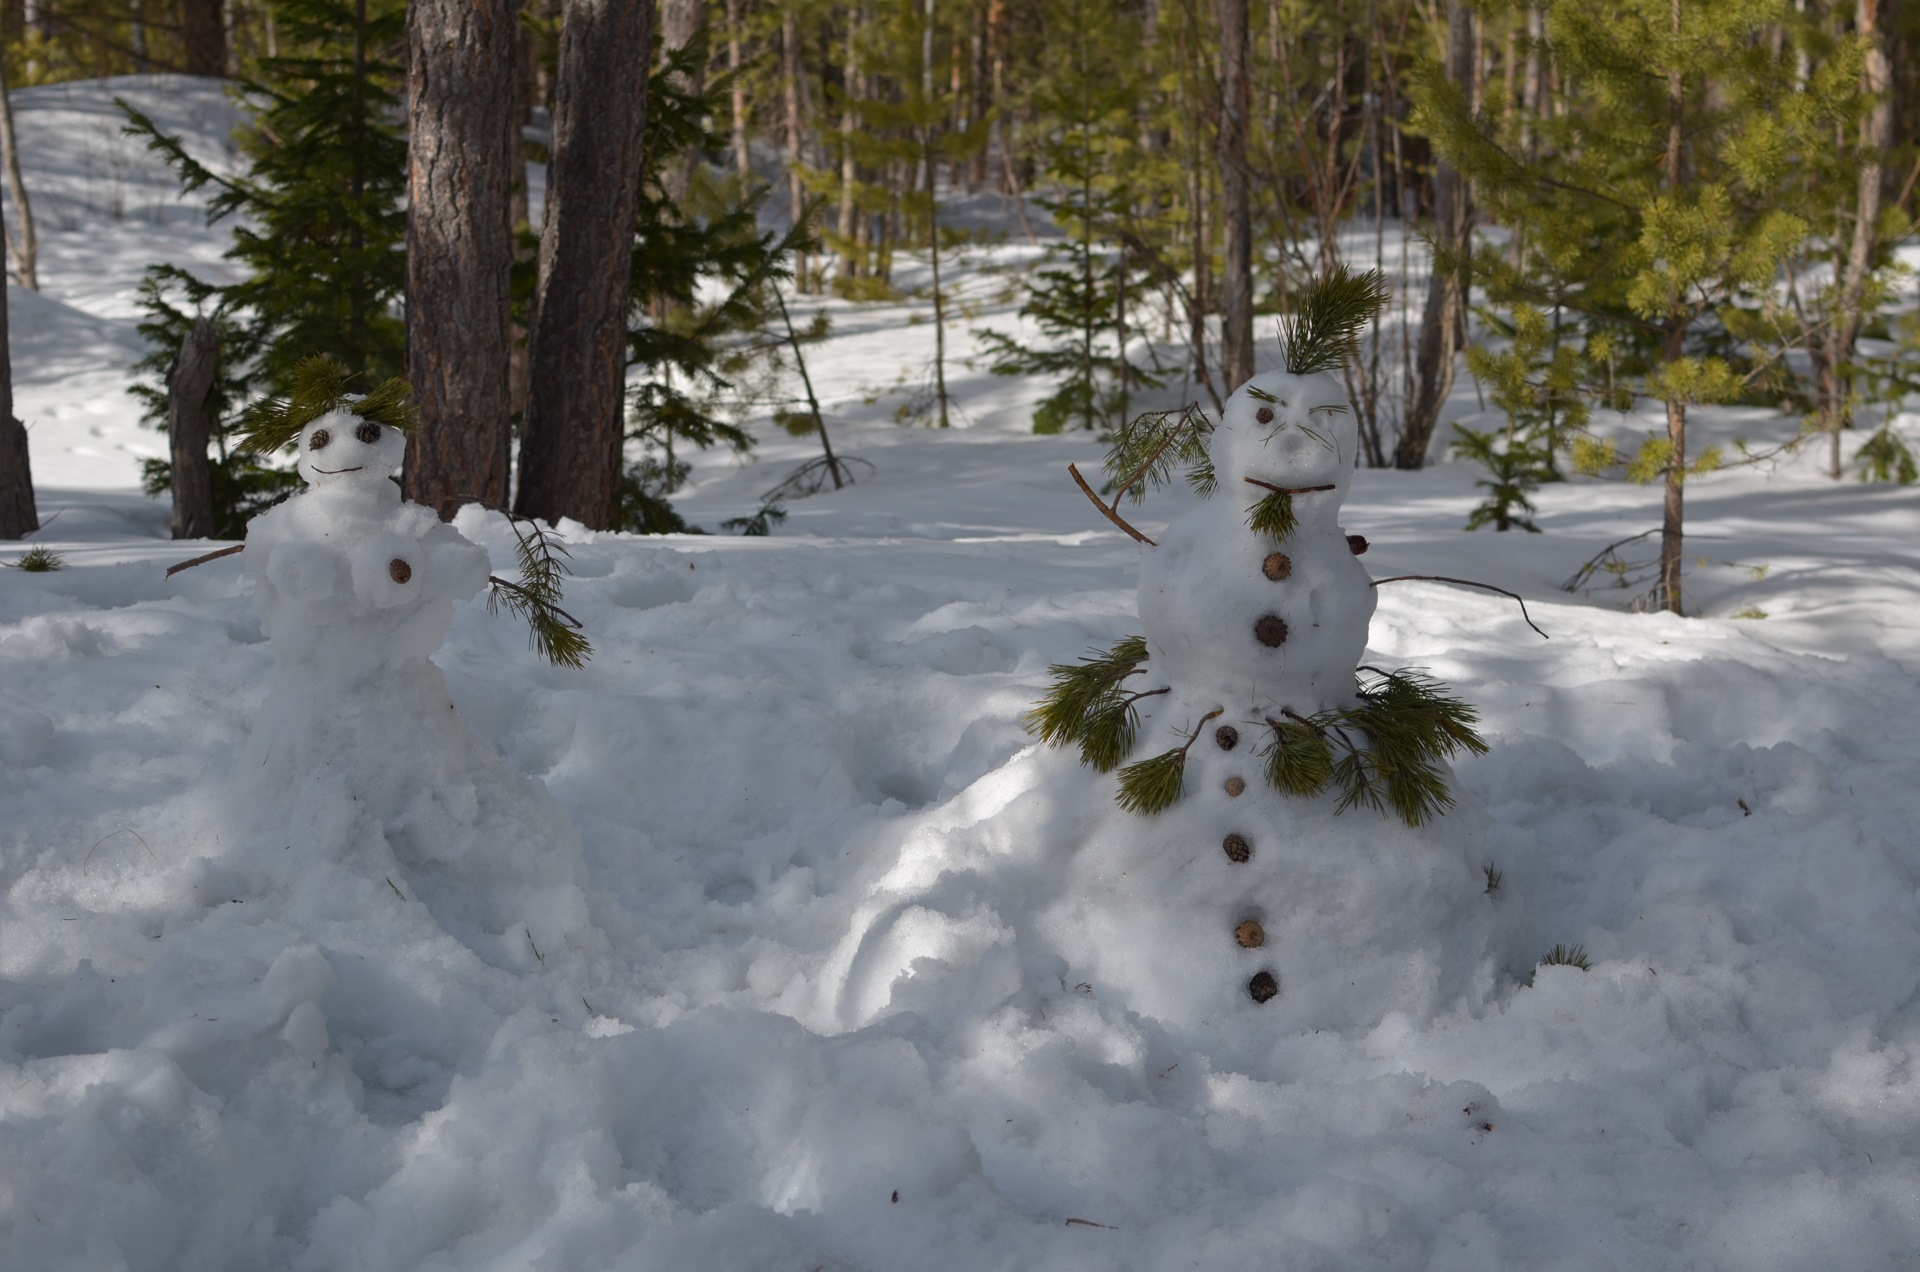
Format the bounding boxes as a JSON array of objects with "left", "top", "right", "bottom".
[
  {"left": 1235, "top": 919, "right": 1265, "bottom": 948},
  {"left": 1347, "top": 534, "right": 1369, "bottom": 556},
  {"left": 388, "top": 558, "right": 413, "bottom": 584},
  {"left": 1222, "top": 833, "right": 1252, "bottom": 863},
  {"left": 1261, "top": 552, "right": 1292, "bottom": 581},
  {"left": 1248, "top": 970, "right": 1279, "bottom": 1003},
  {"left": 1215, "top": 725, "right": 1239, "bottom": 751},
  {"left": 1224, "top": 776, "right": 1246, "bottom": 797},
  {"left": 1254, "top": 615, "right": 1288, "bottom": 647}
]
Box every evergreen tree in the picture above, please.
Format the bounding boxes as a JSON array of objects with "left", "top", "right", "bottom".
[
  {"left": 122, "top": 0, "right": 409, "bottom": 536},
  {"left": 978, "top": 0, "right": 1158, "bottom": 434},
  {"left": 1418, "top": 0, "right": 1853, "bottom": 614}
]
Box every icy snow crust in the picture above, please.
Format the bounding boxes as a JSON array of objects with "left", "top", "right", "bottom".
[{"left": 6, "top": 76, "right": 1920, "bottom": 1271}]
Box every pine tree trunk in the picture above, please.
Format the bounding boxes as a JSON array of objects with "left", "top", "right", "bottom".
[
  {"left": 837, "top": 6, "right": 861, "bottom": 279},
  {"left": 727, "top": 0, "right": 751, "bottom": 179},
  {"left": 783, "top": 5, "right": 810, "bottom": 289},
  {"left": 514, "top": 0, "right": 654, "bottom": 530},
  {"left": 1396, "top": 0, "right": 1472, "bottom": 470},
  {"left": 1823, "top": 0, "right": 1890, "bottom": 479},
  {"left": 1656, "top": 0, "right": 1686, "bottom": 616},
  {"left": 167, "top": 318, "right": 218, "bottom": 539},
  {"left": 182, "top": 0, "right": 226, "bottom": 77},
  {"left": 1215, "top": 0, "right": 1253, "bottom": 389},
  {"left": 0, "top": 270, "right": 33, "bottom": 540},
  {"left": 404, "top": 0, "right": 517, "bottom": 519},
  {"left": 660, "top": 0, "right": 705, "bottom": 205},
  {"left": 0, "top": 54, "right": 36, "bottom": 292}
]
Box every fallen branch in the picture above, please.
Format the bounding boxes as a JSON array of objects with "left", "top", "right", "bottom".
[
  {"left": 1370, "top": 574, "right": 1550, "bottom": 639},
  {"left": 164, "top": 542, "right": 245, "bottom": 577},
  {"left": 1069, "top": 463, "right": 1157, "bottom": 546}
]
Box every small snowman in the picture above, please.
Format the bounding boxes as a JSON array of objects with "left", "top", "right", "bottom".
[
  {"left": 1032, "top": 268, "right": 1495, "bottom": 1029},
  {"left": 203, "top": 357, "right": 595, "bottom": 959}
]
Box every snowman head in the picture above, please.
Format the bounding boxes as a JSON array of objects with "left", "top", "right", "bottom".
[
  {"left": 1214, "top": 368, "right": 1359, "bottom": 500},
  {"left": 233, "top": 355, "right": 417, "bottom": 495},
  {"left": 297, "top": 408, "right": 406, "bottom": 491}
]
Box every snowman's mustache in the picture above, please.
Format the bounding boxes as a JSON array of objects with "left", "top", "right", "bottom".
[{"left": 309, "top": 465, "right": 365, "bottom": 475}]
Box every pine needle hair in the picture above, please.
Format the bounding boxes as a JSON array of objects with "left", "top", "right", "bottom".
[{"left": 236, "top": 353, "right": 418, "bottom": 454}]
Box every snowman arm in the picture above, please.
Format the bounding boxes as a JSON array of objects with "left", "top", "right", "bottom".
[
  {"left": 1369, "top": 575, "right": 1549, "bottom": 639},
  {"left": 1068, "top": 463, "right": 1157, "bottom": 547},
  {"left": 164, "top": 543, "right": 246, "bottom": 577}
]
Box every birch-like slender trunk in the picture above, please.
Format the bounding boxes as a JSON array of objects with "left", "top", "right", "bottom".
[
  {"left": 1215, "top": 0, "right": 1254, "bottom": 389},
  {"left": 1822, "top": 0, "right": 1890, "bottom": 478},
  {"left": 1656, "top": 0, "right": 1687, "bottom": 616}
]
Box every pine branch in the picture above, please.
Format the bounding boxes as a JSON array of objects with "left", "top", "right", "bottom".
[
  {"left": 1114, "top": 708, "right": 1222, "bottom": 815},
  {"left": 1025, "top": 634, "right": 1154, "bottom": 768},
  {"left": 1279, "top": 264, "right": 1391, "bottom": 376},
  {"left": 1101, "top": 402, "right": 1214, "bottom": 506},
  {"left": 235, "top": 353, "right": 415, "bottom": 454},
  {"left": 485, "top": 515, "right": 592, "bottom": 669},
  {"left": 1068, "top": 463, "right": 1157, "bottom": 545},
  {"left": 1245, "top": 489, "right": 1297, "bottom": 541}
]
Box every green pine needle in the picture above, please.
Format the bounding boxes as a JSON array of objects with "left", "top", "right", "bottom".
[
  {"left": 1115, "top": 747, "right": 1186, "bottom": 815},
  {"left": 1279, "top": 265, "right": 1391, "bottom": 376},
  {"left": 1025, "top": 634, "right": 1151, "bottom": 756},
  {"left": 1186, "top": 452, "right": 1218, "bottom": 499},
  {"left": 236, "top": 353, "right": 416, "bottom": 454},
  {"left": 1102, "top": 404, "right": 1214, "bottom": 506},
  {"left": 1262, "top": 717, "right": 1333, "bottom": 797},
  {"left": 486, "top": 516, "right": 593, "bottom": 669},
  {"left": 1484, "top": 864, "right": 1503, "bottom": 893},
  {"left": 1539, "top": 943, "right": 1591, "bottom": 971},
  {"left": 6, "top": 545, "right": 64, "bottom": 572},
  {"left": 1079, "top": 696, "right": 1143, "bottom": 773},
  {"left": 1246, "top": 490, "right": 1298, "bottom": 541}
]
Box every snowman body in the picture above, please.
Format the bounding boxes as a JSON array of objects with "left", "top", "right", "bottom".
[
  {"left": 1044, "top": 371, "right": 1493, "bottom": 1038},
  {"left": 234, "top": 411, "right": 591, "bottom": 955}
]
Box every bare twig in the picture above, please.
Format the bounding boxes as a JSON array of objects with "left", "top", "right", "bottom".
[
  {"left": 1559, "top": 529, "right": 1658, "bottom": 592},
  {"left": 526, "top": 927, "right": 546, "bottom": 967},
  {"left": 1064, "top": 1218, "right": 1115, "bottom": 1230},
  {"left": 164, "top": 543, "right": 245, "bottom": 577},
  {"left": 83, "top": 827, "right": 158, "bottom": 875},
  {"left": 386, "top": 876, "right": 407, "bottom": 901},
  {"left": 1370, "top": 574, "right": 1549, "bottom": 639},
  {"left": 1068, "top": 463, "right": 1157, "bottom": 546},
  {"left": 1242, "top": 478, "right": 1336, "bottom": 495}
]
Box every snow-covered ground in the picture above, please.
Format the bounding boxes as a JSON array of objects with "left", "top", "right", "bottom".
[{"left": 6, "top": 77, "right": 1920, "bottom": 1271}]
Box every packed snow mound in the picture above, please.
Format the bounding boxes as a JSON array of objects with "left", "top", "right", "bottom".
[{"left": 234, "top": 418, "right": 591, "bottom": 955}]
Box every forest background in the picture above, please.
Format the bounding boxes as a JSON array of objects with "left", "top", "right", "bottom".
[{"left": 0, "top": 0, "right": 1913, "bottom": 619}]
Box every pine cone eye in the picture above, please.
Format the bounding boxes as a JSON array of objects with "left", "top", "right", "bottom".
[
  {"left": 1255, "top": 406, "right": 1274, "bottom": 424},
  {"left": 309, "top": 428, "right": 332, "bottom": 451},
  {"left": 356, "top": 422, "right": 382, "bottom": 444}
]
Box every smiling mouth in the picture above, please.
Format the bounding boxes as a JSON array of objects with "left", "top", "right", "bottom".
[{"left": 310, "top": 465, "right": 365, "bottom": 475}]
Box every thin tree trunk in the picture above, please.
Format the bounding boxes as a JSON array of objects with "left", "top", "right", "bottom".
[
  {"left": 661, "top": 0, "right": 706, "bottom": 205},
  {"left": 514, "top": 0, "right": 655, "bottom": 530},
  {"left": 1396, "top": 0, "right": 1472, "bottom": 469},
  {"left": 1216, "top": 0, "right": 1253, "bottom": 388},
  {"left": 404, "top": 0, "right": 517, "bottom": 519},
  {"left": 727, "top": 0, "right": 751, "bottom": 179},
  {"left": 0, "top": 267, "right": 31, "bottom": 539},
  {"left": 182, "top": 0, "right": 226, "bottom": 77},
  {"left": 927, "top": 129, "right": 950, "bottom": 427},
  {"left": 1823, "top": 0, "right": 1890, "bottom": 478},
  {"left": 837, "top": 5, "right": 861, "bottom": 279},
  {"left": 783, "top": 6, "right": 810, "bottom": 288},
  {"left": 1657, "top": 0, "right": 1686, "bottom": 616},
  {"left": 167, "top": 318, "right": 218, "bottom": 539},
  {"left": 0, "top": 53, "right": 36, "bottom": 292}
]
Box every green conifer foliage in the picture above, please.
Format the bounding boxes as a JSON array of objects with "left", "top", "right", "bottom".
[
  {"left": 978, "top": 0, "right": 1160, "bottom": 434},
  {"left": 1415, "top": 0, "right": 1854, "bottom": 612},
  {"left": 122, "top": 0, "right": 408, "bottom": 533}
]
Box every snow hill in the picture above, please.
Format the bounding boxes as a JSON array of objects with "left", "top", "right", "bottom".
[{"left": 5, "top": 77, "right": 1920, "bottom": 1271}]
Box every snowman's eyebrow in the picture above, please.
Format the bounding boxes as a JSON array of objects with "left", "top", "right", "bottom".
[
  {"left": 1307, "top": 403, "right": 1349, "bottom": 417},
  {"left": 1244, "top": 386, "right": 1278, "bottom": 404}
]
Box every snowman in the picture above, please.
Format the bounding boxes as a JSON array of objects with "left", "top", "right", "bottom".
[
  {"left": 215, "top": 359, "right": 594, "bottom": 959},
  {"left": 1031, "top": 268, "right": 1496, "bottom": 1031}
]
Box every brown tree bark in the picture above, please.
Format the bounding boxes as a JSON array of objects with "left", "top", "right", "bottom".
[
  {"left": 182, "top": 0, "right": 226, "bottom": 77},
  {"left": 1820, "top": 0, "right": 1891, "bottom": 478},
  {"left": 514, "top": 0, "right": 654, "bottom": 530},
  {"left": 0, "top": 269, "right": 33, "bottom": 539},
  {"left": 1216, "top": 0, "right": 1253, "bottom": 389},
  {"left": 404, "top": 0, "right": 517, "bottom": 519},
  {"left": 727, "top": 0, "right": 751, "bottom": 179},
  {"left": 1396, "top": 0, "right": 1473, "bottom": 469},
  {"left": 167, "top": 318, "right": 218, "bottom": 539},
  {"left": 1655, "top": 0, "right": 1686, "bottom": 616},
  {"left": 0, "top": 51, "right": 36, "bottom": 291},
  {"left": 661, "top": 0, "right": 707, "bottom": 205},
  {"left": 783, "top": 4, "right": 811, "bottom": 288}
]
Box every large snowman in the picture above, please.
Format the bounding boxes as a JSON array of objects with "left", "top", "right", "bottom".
[
  {"left": 1033, "top": 269, "right": 1495, "bottom": 1036},
  {"left": 227, "top": 364, "right": 594, "bottom": 960}
]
